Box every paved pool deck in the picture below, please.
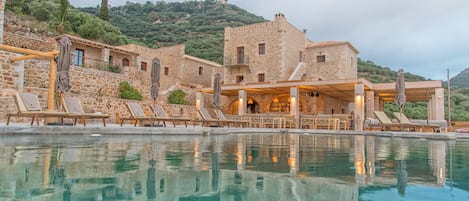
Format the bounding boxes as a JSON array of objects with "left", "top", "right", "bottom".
[{"left": 1, "top": 123, "right": 468, "bottom": 140}]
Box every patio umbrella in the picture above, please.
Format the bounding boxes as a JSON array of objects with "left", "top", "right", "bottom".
[
  {"left": 213, "top": 73, "right": 221, "bottom": 108},
  {"left": 395, "top": 69, "right": 406, "bottom": 130},
  {"left": 56, "top": 36, "right": 72, "bottom": 93},
  {"left": 151, "top": 58, "right": 161, "bottom": 105}
]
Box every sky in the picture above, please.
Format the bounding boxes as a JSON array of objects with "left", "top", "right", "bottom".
[{"left": 69, "top": 0, "right": 469, "bottom": 80}]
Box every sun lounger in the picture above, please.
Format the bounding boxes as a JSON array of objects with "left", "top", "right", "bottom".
[
  {"left": 150, "top": 104, "right": 191, "bottom": 127},
  {"left": 121, "top": 102, "right": 160, "bottom": 127},
  {"left": 373, "top": 111, "right": 414, "bottom": 131},
  {"left": 392, "top": 112, "right": 439, "bottom": 132},
  {"left": 214, "top": 109, "right": 249, "bottom": 127},
  {"left": 196, "top": 108, "right": 230, "bottom": 127},
  {"left": 7, "top": 93, "right": 68, "bottom": 126},
  {"left": 61, "top": 96, "right": 110, "bottom": 126}
]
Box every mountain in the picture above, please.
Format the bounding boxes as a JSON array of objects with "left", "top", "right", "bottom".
[{"left": 451, "top": 68, "right": 469, "bottom": 88}]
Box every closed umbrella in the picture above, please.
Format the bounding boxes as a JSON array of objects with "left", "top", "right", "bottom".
[
  {"left": 56, "top": 36, "right": 72, "bottom": 93},
  {"left": 213, "top": 73, "right": 221, "bottom": 108},
  {"left": 395, "top": 69, "right": 406, "bottom": 130},
  {"left": 151, "top": 58, "right": 161, "bottom": 105}
]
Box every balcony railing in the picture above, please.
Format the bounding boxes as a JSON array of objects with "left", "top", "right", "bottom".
[{"left": 224, "top": 55, "right": 250, "bottom": 67}]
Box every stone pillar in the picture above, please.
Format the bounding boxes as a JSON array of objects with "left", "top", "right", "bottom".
[
  {"left": 0, "top": 0, "right": 5, "bottom": 44},
  {"left": 290, "top": 87, "right": 299, "bottom": 128},
  {"left": 433, "top": 88, "right": 445, "bottom": 120},
  {"left": 354, "top": 83, "right": 365, "bottom": 131},
  {"left": 102, "top": 48, "right": 110, "bottom": 63},
  {"left": 238, "top": 90, "right": 246, "bottom": 115},
  {"left": 196, "top": 92, "right": 204, "bottom": 110},
  {"left": 365, "top": 90, "right": 375, "bottom": 118},
  {"left": 374, "top": 95, "right": 382, "bottom": 113}
]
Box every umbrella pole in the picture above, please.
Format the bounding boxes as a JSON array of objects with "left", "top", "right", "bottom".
[{"left": 400, "top": 108, "right": 403, "bottom": 131}]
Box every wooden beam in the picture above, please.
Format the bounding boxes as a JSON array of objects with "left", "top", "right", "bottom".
[
  {"left": 0, "top": 44, "right": 58, "bottom": 58},
  {"left": 48, "top": 57, "right": 56, "bottom": 111},
  {"left": 10, "top": 54, "right": 46, "bottom": 62}
]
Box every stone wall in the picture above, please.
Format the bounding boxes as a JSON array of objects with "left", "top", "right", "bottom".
[
  {"left": 3, "top": 32, "right": 56, "bottom": 51},
  {"left": 2, "top": 55, "right": 206, "bottom": 124},
  {"left": 306, "top": 43, "right": 358, "bottom": 80}
]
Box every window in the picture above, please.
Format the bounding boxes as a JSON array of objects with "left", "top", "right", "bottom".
[
  {"left": 108, "top": 55, "right": 113, "bottom": 65},
  {"left": 74, "top": 48, "right": 84, "bottom": 66},
  {"left": 299, "top": 51, "right": 304, "bottom": 62},
  {"left": 317, "top": 55, "right": 325, "bottom": 63},
  {"left": 164, "top": 67, "right": 169, "bottom": 75},
  {"left": 236, "top": 75, "right": 244, "bottom": 83},
  {"left": 198, "top": 66, "right": 203, "bottom": 75},
  {"left": 140, "top": 62, "right": 147, "bottom": 71},
  {"left": 258, "top": 73, "right": 265, "bottom": 82},
  {"left": 258, "top": 43, "right": 265, "bottom": 55},
  {"left": 237, "top": 47, "right": 244, "bottom": 64},
  {"left": 122, "top": 58, "right": 130, "bottom": 66}
]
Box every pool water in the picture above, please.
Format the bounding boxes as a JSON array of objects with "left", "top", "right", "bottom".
[{"left": 0, "top": 134, "right": 468, "bottom": 201}]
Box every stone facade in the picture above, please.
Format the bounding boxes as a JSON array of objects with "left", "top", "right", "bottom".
[
  {"left": 222, "top": 14, "right": 359, "bottom": 115},
  {"left": 224, "top": 13, "right": 307, "bottom": 84},
  {"left": 120, "top": 44, "right": 222, "bottom": 92}
]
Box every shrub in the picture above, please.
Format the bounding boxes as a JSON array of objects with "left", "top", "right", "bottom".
[
  {"left": 119, "top": 81, "right": 142, "bottom": 100},
  {"left": 167, "top": 89, "right": 186, "bottom": 104}
]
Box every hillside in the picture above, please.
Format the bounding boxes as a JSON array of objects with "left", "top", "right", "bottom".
[
  {"left": 79, "top": 1, "right": 266, "bottom": 64},
  {"left": 451, "top": 68, "right": 469, "bottom": 88}
]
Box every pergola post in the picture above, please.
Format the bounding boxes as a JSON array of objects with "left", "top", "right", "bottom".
[
  {"left": 433, "top": 88, "right": 445, "bottom": 120},
  {"left": 354, "top": 83, "right": 365, "bottom": 131},
  {"left": 195, "top": 92, "right": 204, "bottom": 110},
  {"left": 238, "top": 90, "right": 247, "bottom": 115},
  {"left": 365, "top": 90, "right": 375, "bottom": 118},
  {"left": 290, "top": 87, "right": 299, "bottom": 128},
  {"left": 0, "top": 0, "right": 5, "bottom": 44}
]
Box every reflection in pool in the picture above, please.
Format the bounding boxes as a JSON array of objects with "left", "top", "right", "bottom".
[{"left": 0, "top": 134, "right": 468, "bottom": 201}]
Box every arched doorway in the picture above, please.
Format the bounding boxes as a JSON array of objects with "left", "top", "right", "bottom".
[{"left": 227, "top": 97, "right": 260, "bottom": 114}]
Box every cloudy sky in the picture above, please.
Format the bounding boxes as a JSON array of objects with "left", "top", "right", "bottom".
[{"left": 69, "top": 0, "right": 469, "bottom": 80}]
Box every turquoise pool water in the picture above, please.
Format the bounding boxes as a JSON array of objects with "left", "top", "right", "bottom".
[{"left": 0, "top": 134, "right": 468, "bottom": 201}]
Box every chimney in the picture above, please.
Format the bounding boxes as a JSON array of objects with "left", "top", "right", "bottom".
[{"left": 274, "top": 13, "right": 286, "bottom": 21}]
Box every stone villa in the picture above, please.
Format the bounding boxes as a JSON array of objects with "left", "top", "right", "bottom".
[{"left": 0, "top": 0, "right": 444, "bottom": 130}]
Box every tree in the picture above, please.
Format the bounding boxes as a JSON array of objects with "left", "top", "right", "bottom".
[
  {"left": 57, "top": 0, "right": 69, "bottom": 33},
  {"left": 99, "top": 0, "right": 109, "bottom": 21}
]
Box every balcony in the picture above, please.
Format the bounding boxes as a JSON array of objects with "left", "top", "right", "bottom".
[{"left": 224, "top": 55, "right": 250, "bottom": 68}]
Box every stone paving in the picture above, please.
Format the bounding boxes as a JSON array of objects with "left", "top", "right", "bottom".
[{"left": 1, "top": 122, "right": 467, "bottom": 140}]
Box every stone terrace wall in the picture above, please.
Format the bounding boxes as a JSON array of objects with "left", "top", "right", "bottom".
[
  {"left": 3, "top": 32, "right": 56, "bottom": 51},
  {"left": 3, "top": 56, "right": 203, "bottom": 124}
]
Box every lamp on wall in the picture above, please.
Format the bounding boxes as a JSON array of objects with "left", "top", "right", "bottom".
[
  {"left": 273, "top": 97, "right": 279, "bottom": 103},
  {"left": 248, "top": 98, "right": 253, "bottom": 105}
]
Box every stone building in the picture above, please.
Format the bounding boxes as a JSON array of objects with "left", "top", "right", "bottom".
[{"left": 201, "top": 13, "right": 445, "bottom": 129}]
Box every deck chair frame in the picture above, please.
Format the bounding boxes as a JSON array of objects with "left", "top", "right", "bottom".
[
  {"left": 150, "top": 104, "right": 191, "bottom": 127},
  {"left": 7, "top": 93, "right": 68, "bottom": 126},
  {"left": 61, "top": 96, "right": 110, "bottom": 127}
]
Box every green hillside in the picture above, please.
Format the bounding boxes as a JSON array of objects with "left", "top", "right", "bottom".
[
  {"left": 451, "top": 68, "right": 469, "bottom": 88},
  {"left": 79, "top": 1, "right": 266, "bottom": 64}
]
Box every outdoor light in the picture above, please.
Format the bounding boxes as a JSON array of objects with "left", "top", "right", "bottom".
[
  {"left": 273, "top": 97, "right": 279, "bottom": 103},
  {"left": 248, "top": 98, "right": 253, "bottom": 104}
]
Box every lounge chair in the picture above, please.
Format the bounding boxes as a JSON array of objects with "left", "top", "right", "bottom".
[
  {"left": 121, "top": 102, "right": 160, "bottom": 127},
  {"left": 196, "top": 108, "right": 230, "bottom": 127},
  {"left": 61, "top": 96, "right": 110, "bottom": 126},
  {"left": 392, "top": 112, "right": 439, "bottom": 132},
  {"left": 373, "top": 111, "right": 414, "bottom": 131},
  {"left": 7, "top": 92, "right": 68, "bottom": 126},
  {"left": 150, "top": 104, "right": 191, "bottom": 127},
  {"left": 214, "top": 109, "right": 249, "bottom": 127}
]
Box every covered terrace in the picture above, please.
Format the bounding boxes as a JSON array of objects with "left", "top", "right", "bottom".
[{"left": 199, "top": 78, "right": 444, "bottom": 130}]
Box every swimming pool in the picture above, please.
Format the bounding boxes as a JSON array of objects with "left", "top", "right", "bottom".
[{"left": 0, "top": 134, "right": 467, "bottom": 201}]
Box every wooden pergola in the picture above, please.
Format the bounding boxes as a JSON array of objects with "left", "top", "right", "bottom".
[{"left": 0, "top": 44, "right": 60, "bottom": 111}]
